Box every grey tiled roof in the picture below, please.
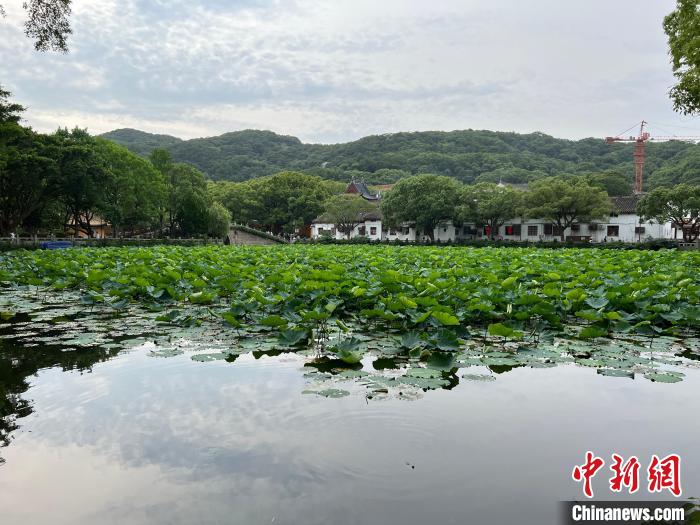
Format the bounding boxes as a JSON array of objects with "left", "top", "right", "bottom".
[{"left": 348, "top": 180, "right": 381, "bottom": 201}]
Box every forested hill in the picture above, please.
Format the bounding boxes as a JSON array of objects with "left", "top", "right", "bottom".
[
  {"left": 101, "top": 128, "right": 700, "bottom": 191},
  {"left": 101, "top": 128, "right": 183, "bottom": 156}
]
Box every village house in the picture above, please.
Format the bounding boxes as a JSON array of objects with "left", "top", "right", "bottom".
[{"left": 310, "top": 182, "right": 681, "bottom": 243}]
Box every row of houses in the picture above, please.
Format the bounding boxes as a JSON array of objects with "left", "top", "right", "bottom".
[{"left": 311, "top": 183, "right": 681, "bottom": 243}]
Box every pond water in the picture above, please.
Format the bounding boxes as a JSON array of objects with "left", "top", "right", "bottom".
[{"left": 1, "top": 292, "right": 699, "bottom": 524}]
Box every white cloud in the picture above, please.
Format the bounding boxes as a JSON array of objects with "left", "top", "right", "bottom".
[{"left": 1, "top": 0, "right": 697, "bottom": 142}]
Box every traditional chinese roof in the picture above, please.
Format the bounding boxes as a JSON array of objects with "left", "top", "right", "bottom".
[
  {"left": 346, "top": 180, "right": 381, "bottom": 201},
  {"left": 610, "top": 194, "right": 643, "bottom": 215}
]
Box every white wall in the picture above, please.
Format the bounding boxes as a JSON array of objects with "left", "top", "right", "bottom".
[
  {"left": 433, "top": 223, "right": 457, "bottom": 242},
  {"left": 311, "top": 220, "right": 383, "bottom": 240},
  {"left": 383, "top": 224, "right": 417, "bottom": 242},
  {"left": 313, "top": 214, "right": 678, "bottom": 243}
]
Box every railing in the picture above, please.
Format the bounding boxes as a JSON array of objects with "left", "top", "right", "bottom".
[
  {"left": 678, "top": 240, "right": 700, "bottom": 251},
  {"left": 0, "top": 237, "right": 222, "bottom": 249}
]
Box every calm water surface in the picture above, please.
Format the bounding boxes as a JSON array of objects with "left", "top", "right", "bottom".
[{"left": 1, "top": 335, "right": 699, "bottom": 525}]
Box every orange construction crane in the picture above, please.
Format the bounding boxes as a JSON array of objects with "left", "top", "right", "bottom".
[{"left": 605, "top": 121, "right": 700, "bottom": 194}]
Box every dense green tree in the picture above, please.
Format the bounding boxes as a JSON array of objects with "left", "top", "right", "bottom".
[
  {"left": 149, "top": 148, "right": 176, "bottom": 232},
  {"left": 250, "top": 171, "right": 331, "bottom": 234},
  {"left": 96, "top": 139, "right": 166, "bottom": 235},
  {"left": 149, "top": 148, "right": 173, "bottom": 174},
  {"left": 0, "top": 126, "right": 57, "bottom": 235},
  {"left": 0, "top": 87, "right": 221, "bottom": 238},
  {"left": 320, "top": 179, "right": 348, "bottom": 195},
  {"left": 523, "top": 178, "right": 611, "bottom": 241},
  {"left": 381, "top": 174, "right": 462, "bottom": 240},
  {"left": 637, "top": 184, "right": 700, "bottom": 241},
  {"left": 206, "top": 201, "right": 231, "bottom": 238},
  {"left": 457, "top": 183, "right": 523, "bottom": 239},
  {"left": 664, "top": 0, "right": 700, "bottom": 115},
  {"left": 52, "top": 127, "right": 112, "bottom": 236},
  {"left": 170, "top": 163, "right": 210, "bottom": 236},
  {"left": 0, "top": 85, "right": 25, "bottom": 123},
  {"left": 584, "top": 170, "right": 633, "bottom": 196},
  {"left": 0, "top": 87, "right": 57, "bottom": 235},
  {"left": 321, "top": 194, "right": 378, "bottom": 238},
  {"left": 208, "top": 180, "right": 261, "bottom": 225}
]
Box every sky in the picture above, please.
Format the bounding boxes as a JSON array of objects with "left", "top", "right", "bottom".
[{"left": 1, "top": 0, "right": 699, "bottom": 143}]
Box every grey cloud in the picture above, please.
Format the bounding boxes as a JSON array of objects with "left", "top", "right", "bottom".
[{"left": 1, "top": 0, "right": 697, "bottom": 142}]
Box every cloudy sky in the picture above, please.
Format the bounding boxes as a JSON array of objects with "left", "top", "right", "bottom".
[{"left": 1, "top": 0, "right": 698, "bottom": 143}]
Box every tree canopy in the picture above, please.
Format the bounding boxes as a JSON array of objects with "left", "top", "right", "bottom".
[
  {"left": 457, "top": 183, "right": 523, "bottom": 239},
  {"left": 0, "top": 85, "right": 25, "bottom": 124},
  {"left": 664, "top": 0, "right": 700, "bottom": 115},
  {"left": 97, "top": 139, "right": 166, "bottom": 235},
  {"left": 637, "top": 184, "right": 700, "bottom": 242},
  {"left": 0, "top": 89, "right": 229, "bottom": 238},
  {"left": 522, "top": 178, "right": 611, "bottom": 240},
  {"left": 381, "top": 174, "right": 462, "bottom": 240},
  {"left": 321, "top": 194, "right": 378, "bottom": 238},
  {"left": 248, "top": 171, "right": 331, "bottom": 234}
]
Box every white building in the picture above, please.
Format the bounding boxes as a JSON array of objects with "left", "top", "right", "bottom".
[{"left": 311, "top": 191, "right": 680, "bottom": 243}]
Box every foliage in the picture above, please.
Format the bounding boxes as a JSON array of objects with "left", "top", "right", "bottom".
[
  {"left": 148, "top": 149, "right": 224, "bottom": 237},
  {"left": 208, "top": 180, "right": 262, "bottom": 224},
  {"left": 169, "top": 163, "right": 211, "bottom": 236},
  {"left": 3, "top": 245, "right": 696, "bottom": 342},
  {"left": 0, "top": 108, "right": 213, "bottom": 239},
  {"left": 52, "top": 127, "right": 112, "bottom": 236},
  {"left": 649, "top": 147, "right": 700, "bottom": 188},
  {"left": 381, "top": 174, "right": 462, "bottom": 240},
  {"left": 664, "top": 0, "right": 700, "bottom": 114},
  {"left": 523, "top": 178, "right": 611, "bottom": 240},
  {"left": 0, "top": 0, "right": 73, "bottom": 52},
  {"left": 206, "top": 201, "right": 231, "bottom": 238},
  {"left": 101, "top": 129, "right": 182, "bottom": 157},
  {"left": 321, "top": 194, "right": 378, "bottom": 238},
  {"left": 247, "top": 171, "right": 331, "bottom": 234},
  {"left": 0, "top": 85, "right": 25, "bottom": 124},
  {"left": 103, "top": 128, "right": 700, "bottom": 189},
  {"left": 0, "top": 124, "right": 57, "bottom": 235},
  {"left": 457, "top": 183, "right": 523, "bottom": 239},
  {"left": 637, "top": 184, "right": 700, "bottom": 242},
  {"left": 1, "top": 244, "right": 698, "bottom": 422},
  {"left": 583, "top": 170, "right": 633, "bottom": 196},
  {"left": 96, "top": 139, "right": 166, "bottom": 235}
]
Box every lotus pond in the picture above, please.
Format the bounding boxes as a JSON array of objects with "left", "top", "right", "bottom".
[{"left": 0, "top": 245, "right": 699, "bottom": 524}]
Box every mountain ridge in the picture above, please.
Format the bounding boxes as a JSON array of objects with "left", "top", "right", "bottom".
[{"left": 100, "top": 127, "right": 700, "bottom": 190}]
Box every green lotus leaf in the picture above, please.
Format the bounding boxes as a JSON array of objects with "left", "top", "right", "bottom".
[{"left": 431, "top": 311, "right": 460, "bottom": 326}]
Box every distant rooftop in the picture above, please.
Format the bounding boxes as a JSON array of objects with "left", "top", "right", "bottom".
[{"left": 346, "top": 180, "right": 381, "bottom": 201}]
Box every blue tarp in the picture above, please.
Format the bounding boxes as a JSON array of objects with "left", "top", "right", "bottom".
[{"left": 40, "top": 241, "right": 73, "bottom": 250}]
